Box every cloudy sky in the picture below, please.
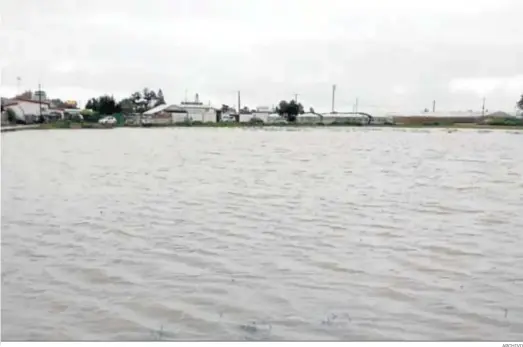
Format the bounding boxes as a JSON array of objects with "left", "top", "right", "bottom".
[{"left": 1, "top": 0, "right": 522, "bottom": 113}]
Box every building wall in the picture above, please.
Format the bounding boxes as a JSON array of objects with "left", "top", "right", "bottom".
[
  {"left": 393, "top": 116, "right": 478, "bottom": 125},
  {"left": 239, "top": 113, "right": 254, "bottom": 122},
  {"left": 183, "top": 107, "right": 217, "bottom": 123},
  {"left": 155, "top": 112, "right": 174, "bottom": 125},
  {"left": 266, "top": 115, "right": 287, "bottom": 123},
  {"left": 17, "top": 100, "right": 50, "bottom": 116},
  {"left": 172, "top": 113, "right": 188, "bottom": 123},
  {"left": 321, "top": 115, "right": 366, "bottom": 125},
  {"left": 252, "top": 112, "right": 270, "bottom": 123},
  {"left": 1, "top": 111, "right": 9, "bottom": 125},
  {"left": 6, "top": 105, "right": 27, "bottom": 122},
  {"left": 369, "top": 117, "right": 394, "bottom": 125},
  {"left": 296, "top": 114, "right": 321, "bottom": 123}
]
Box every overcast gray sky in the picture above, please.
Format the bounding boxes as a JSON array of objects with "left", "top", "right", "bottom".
[{"left": 1, "top": 0, "right": 522, "bottom": 113}]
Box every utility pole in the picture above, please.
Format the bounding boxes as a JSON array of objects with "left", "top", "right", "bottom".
[
  {"left": 237, "top": 91, "right": 241, "bottom": 113},
  {"left": 355, "top": 97, "right": 359, "bottom": 113},
  {"left": 17, "top": 76, "right": 21, "bottom": 95},
  {"left": 432, "top": 100, "right": 436, "bottom": 113},
  {"left": 331, "top": 84, "right": 336, "bottom": 113},
  {"left": 294, "top": 93, "right": 299, "bottom": 102},
  {"left": 482, "top": 97, "right": 486, "bottom": 117},
  {"left": 38, "top": 83, "right": 43, "bottom": 122}
]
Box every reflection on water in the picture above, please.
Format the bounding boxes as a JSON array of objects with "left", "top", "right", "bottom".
[{"left": 2, "top": 127, "right": 523, "bottom": 340}]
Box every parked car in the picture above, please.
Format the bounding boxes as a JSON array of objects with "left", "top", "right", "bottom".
[
  {"left": 221, "top": 115, "right": 236, "bottom": 122},
  {"left": 98, "top": 116, "right": 117, "bottom": 125}
]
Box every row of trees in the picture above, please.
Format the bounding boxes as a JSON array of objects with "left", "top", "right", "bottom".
[{"left": 85, "top": 88, "right": 166, "bottom": 115}]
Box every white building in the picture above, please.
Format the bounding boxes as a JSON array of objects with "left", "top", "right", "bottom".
[
  {"left": 238, "top": 113, "right": 255, "bottom": 123},
  {"left": 296, "top": 113, "right": 322, "bottom": 124},
  {"left": 142, "top": 104, "right": 189, "bottom": 124},
  {"left": 369, "top": 116, "right": 394, "bottom": 125},
  {"left": 320, "top": 112, "right": 368, "bottom": 125},
  {"left": 179, "top": 94, "right": 217, "bottom": 123},
  {"left": 266, "top": 113, "right": 287, "bottom": 124},
  {"left": 252, "top": 106, "right": 273, "bottom": 122},
  {"left": 4, "top": 98, "right": 51, "bottom": 123}
]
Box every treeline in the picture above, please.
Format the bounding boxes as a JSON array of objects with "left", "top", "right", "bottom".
[{"left": 85, "top": 88, "right": 166, "bottom": 115}]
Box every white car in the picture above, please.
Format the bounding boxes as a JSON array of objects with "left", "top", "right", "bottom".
[
  {"left": 98, "top": 116, "right": 117, "bottom": 125},
  {"left": 221, "top": 115, "right": 236, "bottom": 122}
]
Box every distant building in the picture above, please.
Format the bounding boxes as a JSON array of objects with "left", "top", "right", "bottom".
[
  {"left": 179, "top": 93, "right": 218, "bottom": 122},
  {"left": 321, "top": 112, "right": 368, "bottom": 125},
  {"left": 389, "top": 111, "right": 482, "bottom": 125},
  {"left": 4, "top": 98, "right": 51, "bottom": 123},
  {"left": 266, "top": 113, "right": 287, "bottom": 124},
  {"left": 250, "top": 106, "right": 274, "bottom": 123},
  {"left": 296, "top": 113, "right": 322, "bottom": 124},
  {"left": 32, "top": 90, "right": 48, "bottom": 101},
  {"left": 142, "top": 104, "right": 188, "bottom": 124}
]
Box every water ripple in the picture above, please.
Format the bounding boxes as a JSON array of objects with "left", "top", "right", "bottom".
[{"left": 2, "top": 127, "right": 523, "bottom": 341}]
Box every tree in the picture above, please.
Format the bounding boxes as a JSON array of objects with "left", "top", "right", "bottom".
[
  {"left": 126, "top": 87, "right": 165, "bottom": 113},
  {"left": 518, "top": 94, "right": 523, "bottom": 110},
  {"left": 220, "top": 104, "right": 237, "bottom": 114},
  {"left": 240, "top": 106, "right": 252, "bottom": 114},
  {"left": 15, "top": 90, "right": 32, "bottom": 99},
  {"left": 118, "top": 98, "right": 135, "bottom": 114},
  {"left": 129, "top": 91, "right": 149, "bottom": 113},
  {"left": 142, "top": 88, "right": 157, "bottom": 107},
  {"left": 155, "top": 89, "right": 166, "bottom": 107},
  {"left": 85, "top": 98, "right": 99, "bottom": 111},
  {"left": 85, "top": 95, "right": 121, "bottom": 115},
  {"left": 275, "top": 99, "right": 304, "bottom": 122},
  {"left": 50, "top": 98, "right": 69, "bottom": 108}
]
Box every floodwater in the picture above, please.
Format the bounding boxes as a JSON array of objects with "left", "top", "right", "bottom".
[{"left": 2, "top": 127, "right": 523, "bottom": 341}]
